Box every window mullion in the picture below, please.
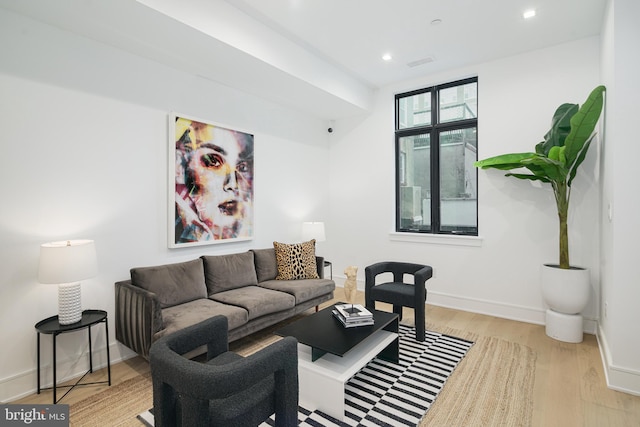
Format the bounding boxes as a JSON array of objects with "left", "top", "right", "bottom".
[
  {"left": 394, "top": 135, "right": 402, "bottom": 231},
  {"left": 431, "top": 89, "right": 440, "bottom": 232}
]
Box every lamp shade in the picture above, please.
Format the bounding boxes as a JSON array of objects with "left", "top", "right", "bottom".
[
  {"left": 301, "top": 222, "right": 326, "bottom": 242},
  {"left": 38, "top": 239, "right": 97, "bottom": 284}
]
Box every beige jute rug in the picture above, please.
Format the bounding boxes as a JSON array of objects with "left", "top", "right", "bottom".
[
  {"left": 69, "top": 328, "right": 536, "bottom": 426},
  {"left": 421, "top": 328, "right": 536, "bottom": 426},
  {"left": 69, "top": 372, "right": 153, "bottom": 427}
]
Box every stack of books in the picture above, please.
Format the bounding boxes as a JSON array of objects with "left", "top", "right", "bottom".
[{"left": 332, "top": 303, "right": 374, "bottom": 328}]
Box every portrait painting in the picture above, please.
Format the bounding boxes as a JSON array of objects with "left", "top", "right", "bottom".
[{"left": 169, "top": 114, "right": 254, "bottom": 247}]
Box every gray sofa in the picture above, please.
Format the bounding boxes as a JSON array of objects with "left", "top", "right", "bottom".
[{"left": 115, "top": 248, "right": 335, "bottom": 359}]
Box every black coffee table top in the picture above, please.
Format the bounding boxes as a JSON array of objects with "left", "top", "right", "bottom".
[{"left": 274, "top": 303, "right": 398, "bottom": 359}]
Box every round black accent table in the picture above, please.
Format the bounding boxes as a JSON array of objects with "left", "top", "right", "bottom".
[{"left": 35, "top": 309, "right": 111, "bottom": 403}]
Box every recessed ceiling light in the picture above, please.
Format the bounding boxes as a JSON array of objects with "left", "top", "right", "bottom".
[
  {"left": 523, "top": 9, "right": 536, "bottom": 19},
  {"left": 382, "top": 53, "right": 392, "bottom": 61},
  {"left": 431, "top": 19, "right": 442, "bottom": 26}
]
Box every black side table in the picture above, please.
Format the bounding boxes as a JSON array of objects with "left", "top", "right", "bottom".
[
  {"left": 324, "top": 260, "right": 333, "bottom": 279},
  {"left": 35, "top": 309, "right": 111, "bottom": 403}
]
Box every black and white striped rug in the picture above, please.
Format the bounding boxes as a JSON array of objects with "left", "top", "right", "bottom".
[
  {"left": 138, "top": 325, "right": 473, "bottom": 427},
  {"left": 262, "top": 325, "right": 473, "bottom": 427}
]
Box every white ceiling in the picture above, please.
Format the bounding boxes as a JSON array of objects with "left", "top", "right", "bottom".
[
  {"left": 233, "top": 0, "right": 607, "bottom": 87},
  {"left": 0, "top": 0, "right": 607, "bottom": 120}
]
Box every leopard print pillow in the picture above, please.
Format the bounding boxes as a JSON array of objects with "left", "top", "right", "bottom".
[{"left": 273, "top": 240, "right": 319, "bottom": 280}]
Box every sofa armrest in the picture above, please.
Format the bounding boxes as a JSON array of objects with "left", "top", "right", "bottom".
[
  {"left": 115, "top": 280, "right": 163, "bottom": 359},
  {"left": 315, "top": 256, "right": 325, "bottom": 279}
]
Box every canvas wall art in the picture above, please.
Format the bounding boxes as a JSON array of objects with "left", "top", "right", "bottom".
[{"left": 169, "top": 114, "right": 254, "bottom": 247}]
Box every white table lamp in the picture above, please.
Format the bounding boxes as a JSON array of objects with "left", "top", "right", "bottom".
[
  {"left": 38, "top": 240, "right": 97, "bottom": 325},
  {"left": 302, "top": 222, "right": 326, "bottom": 242}
]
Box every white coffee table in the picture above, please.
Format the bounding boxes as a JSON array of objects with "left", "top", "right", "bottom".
[{"left": 275, "top": 304, "right": 399, "bottom": 421}]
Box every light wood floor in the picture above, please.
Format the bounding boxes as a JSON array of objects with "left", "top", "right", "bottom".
[{"left": 13, "top": 289, "right": 640, "bottom": 426}]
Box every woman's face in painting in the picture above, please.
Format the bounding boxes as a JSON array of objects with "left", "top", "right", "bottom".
[{"left": 188, "top": 127, "right": 253, "bottom": 239}]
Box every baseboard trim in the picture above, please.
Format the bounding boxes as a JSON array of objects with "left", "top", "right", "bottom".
[
  {"left": 338, "top": 281, "right": 598, "bottom": 334},
  {"left": 597, "top": 324, "right": 640, "bottom": 396},
  {"left": 0, "top": 342, "right": 137, "bottom": 403},
  {"left": 427, "top": 290, "right": 545, "bottom": 325}
]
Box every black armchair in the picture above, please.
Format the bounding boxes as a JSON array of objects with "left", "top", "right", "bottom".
[
  {"left": 149, "top": 315, "right": 299, "bottom": 427},
  {"left": 365, "top": 262, "right": 433, "bottom": 342}
]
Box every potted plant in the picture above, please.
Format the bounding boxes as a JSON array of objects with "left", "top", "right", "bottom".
[{"left": 474, "top": 85, "right": 605, "bottom": 342}]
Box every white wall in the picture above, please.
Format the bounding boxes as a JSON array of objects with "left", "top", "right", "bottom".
[
  {"left": 0, "top": 10, "right": 330, "bottom": 401},
  {"left": 599, "top": 0, "right": 640, "bottom": 395},
  {"left": 327, "top": 37, "right": 602, "bottom": 327}
]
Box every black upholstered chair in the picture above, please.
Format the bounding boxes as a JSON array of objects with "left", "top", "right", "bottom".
[
  {"left": 149, "top": 315, "right": 299, "bottom": 427},
  {"left": 365, "top": 262, "right": 433, "bottom": 342}
]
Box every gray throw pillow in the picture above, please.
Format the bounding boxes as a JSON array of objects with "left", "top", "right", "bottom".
[
  {"left": 202, "top": 251, "right": 258, "bottom": 295},
  {"left": 131, "top": 258, "right": 207, "bottom": 308},
  {"left": 251, "top": 248, "right": 278, "bottom": 282}
]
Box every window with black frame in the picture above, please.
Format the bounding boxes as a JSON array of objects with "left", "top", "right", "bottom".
[{"left": 395, "top": 77, "right": 478, "bottom": 235}]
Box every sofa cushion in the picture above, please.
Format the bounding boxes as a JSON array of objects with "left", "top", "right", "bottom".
[
  {"left": 157, "top": 299, "right": 249, "bottom": 341},
  {"left": 273, "top": 240, "right": 319, "bottom": 280},
  {"left": 258, "top": 278, "right": 335, "bottom": 305},
  {"left": 209, "top": 286, "right": 295, "bottom": 320},
  {"left": 251, "top": 248, "right": 278, "bottom": 282},
  {"left": 131, "top": 258, "right": 207, "bottom": 308},
  {"left": 202, "top": 252, "right": 258, "bottom": 296}
]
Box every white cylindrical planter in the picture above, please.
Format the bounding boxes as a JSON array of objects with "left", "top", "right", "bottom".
[
  {"left": 545, "top": 309, "right": 584, "bottom": 343},
  {"left": 540, "top": 264, "right": 590, "bottom": 343}
]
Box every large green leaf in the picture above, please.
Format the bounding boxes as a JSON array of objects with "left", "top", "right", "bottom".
[
  {"left": 568, "top": 133, "right": 596, "bottom": 186},
  {"left": 474, "top": 152, "right": 537, "bottom": 170},
  {"left": 564, "top": 85, "right": 606, "bottom": 167},
  {"left": 521, "top": 156, "right": 567, "bottom": 183},
  {"left": 474, "top": 152, "right": 565, "bottom": 183},
  {"left": 537, "top": 103, "right": 577, "bottom": 155},
  {"left": 505, "top": 173, "right": 552, "bottom": 183},
  {"left": 547, "top": 146, "right": 567, "bottom": 167},
  {"left": 518, "top": 161, "right": 554, "bottom": 180}
]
